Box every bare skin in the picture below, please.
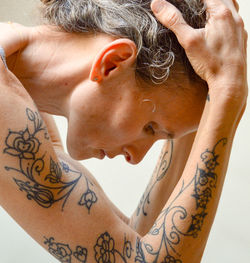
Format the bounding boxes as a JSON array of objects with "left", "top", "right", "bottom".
[
  {"left": 0, "top": 22, "right": 208, "bottom": 163},
  {"left": 0, "top": 0, "right": 247, "bottom": 262}
]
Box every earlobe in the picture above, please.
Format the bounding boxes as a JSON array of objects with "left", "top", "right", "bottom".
[{"left": 90, "top": 39, "right": 137, "bottom": 82}]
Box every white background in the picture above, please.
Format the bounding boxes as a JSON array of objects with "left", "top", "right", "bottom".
[{"left": 0, "top": 0, "right": 249, "bottom": 262}]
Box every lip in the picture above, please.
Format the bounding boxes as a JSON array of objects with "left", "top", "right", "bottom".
[
  {"left": 99, "top": 150, "right": 132, "bottom": 163},
  {"left": 105, "top": 151, "right": 115, "bottom": 159},
  {"left": 124, "top": 151, "right": 132, "bottom": 163},
  {"left": 101, "top": 150, "right": 119, "bottom": 159},
  {"left": 98, "top": 149, "right": 106, "bottom": 160}
]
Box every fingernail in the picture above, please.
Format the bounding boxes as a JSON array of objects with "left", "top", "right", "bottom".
[{"left": 151, "top": 0, "right": 165, "bottom": 13}]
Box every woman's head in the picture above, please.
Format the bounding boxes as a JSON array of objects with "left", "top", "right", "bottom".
[
  {"left": 33, "top": 0, "right": 208, "bottom": 163},
  {"left": 40, "top": 0, "right": 206, "bottom": 84}
]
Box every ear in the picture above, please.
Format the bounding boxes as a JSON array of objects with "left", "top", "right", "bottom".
[{"left": 90, "top": 39, "right": 137, "bottom": 83}]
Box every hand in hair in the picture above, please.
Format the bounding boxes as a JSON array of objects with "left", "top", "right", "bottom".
[{"left": 151, "top": 0, "right": 247, "bottom": 108}]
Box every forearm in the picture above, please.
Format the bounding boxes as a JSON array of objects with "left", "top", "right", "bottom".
[
  {"left": 130, "top": 132, "right": 196, "bottom": 235},
  {"left": 140, "top": 94, "right": 243, "bottom": 262}
]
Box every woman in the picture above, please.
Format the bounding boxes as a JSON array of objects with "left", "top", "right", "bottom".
[
  {"left": 0, "top": 0, "right": 247, "bottom": 262},
  {"left": 2, "top": 0, "right": 209, "bottom": 163}
]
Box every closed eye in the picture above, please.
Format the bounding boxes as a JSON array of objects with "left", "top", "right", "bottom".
[{"left": 144, "top": 122, "right": 156, "bottom": 135}]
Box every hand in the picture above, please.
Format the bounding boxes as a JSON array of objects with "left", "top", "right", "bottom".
[{"left": 151, "top": 0, "right": 248, "bottom": 104}]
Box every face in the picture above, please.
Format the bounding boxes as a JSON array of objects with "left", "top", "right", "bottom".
[
  {"left": 12, "top": 26, "right": 206, "bottom": 164},
  {"left": 67, "top": 67, "right": 207, "bottom": 164}
]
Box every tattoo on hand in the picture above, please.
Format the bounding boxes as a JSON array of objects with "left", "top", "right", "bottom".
[
  {"left": 136, "top": 138, "right": 227, "bottom": 262},
  {"left": 44, "top": 236, "right": 88, "bottom": 263},
  {"left": 94, "top": 232, "right": 133, "bottom": 263},
  {"left": 4, "top": 108, "right": 97, "bottom": 212},
  {"left": 136, "top": 140, "right": 173, "bottom": 217}
]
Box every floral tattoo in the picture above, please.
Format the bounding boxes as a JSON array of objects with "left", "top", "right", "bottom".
[
  {"left": 136, "top": 138, "right": 227, "bottom": 262},
  {"left": 136, "top": 140, "right": 173, "bottom": 218},
  {"left": 94, "top": 232, "right": 133, "bottom": 263},
  {"left": 44, "top": 236, "right": 88, "bottom": 263},
  {"left": 3, "top": 108, "right": 97, "bottom": 212}
]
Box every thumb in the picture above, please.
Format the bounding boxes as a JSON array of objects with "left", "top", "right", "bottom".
[{"left": 151, "top": 0, "right": 194, "bottom": 47}]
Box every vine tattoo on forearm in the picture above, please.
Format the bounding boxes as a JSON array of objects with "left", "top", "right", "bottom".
[
  {"left": 3, "top": 108, "right": 97, "bottom": 212},
  {"left": 136, "top": 140, "right": 173, "bottom": 217},
  {"left": 94, "top": 232, "right": 133, "bottom": 263},
  {"left": 136, "top": 138, "right": 227, "bottom": 263},
  {"left": 44, "top": 232, "right": 133, "bottom": 263},
  {"left": 44, "top": 236, "right": 88, "bottom": 263}
]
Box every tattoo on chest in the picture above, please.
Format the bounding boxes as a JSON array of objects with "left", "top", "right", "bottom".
[{"left": 3, "top": 108, "right": 97, "bottom": 212}]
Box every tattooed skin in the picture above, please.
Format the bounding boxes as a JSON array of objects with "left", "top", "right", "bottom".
[
  {"left": 136, "top": 138, "right": 227, "bottom": 263},
  {"left": 136, "top": 140, "right": 173, "bottom": 217},
  {"left": 61, "top": 161, "right": 98, "bottom": 213},
  {"left": 94, "top": 232, "right": 133, "bottom": 263},
  {"left": 5, "top": 108, "right": 228, "bottom": 262},
  {"left": 44, "top": 236, "right": 88, "bottom": 263},
  {"left": 3, "top": 108, "right": 97, "bottom": 212}
]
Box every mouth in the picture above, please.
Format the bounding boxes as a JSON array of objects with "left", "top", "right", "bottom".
[
  {"left": 125, "top": 152, "right": 131, "bottom": 163},
  {"left": 98, "top": 149, "right": 115, "bottom": 160},
  {"left": 98, "top": 149, "right": 132, "bottom": 163},
  {"left": 103, "top": 150, "right": 115, "bottom": 159},
  {"left": 98, "top": 149, "right": 106, "bottom": 160}
]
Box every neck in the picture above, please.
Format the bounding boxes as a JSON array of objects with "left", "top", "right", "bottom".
[{"left": 7, "top": 24, "right": 113, "bottom": 117}]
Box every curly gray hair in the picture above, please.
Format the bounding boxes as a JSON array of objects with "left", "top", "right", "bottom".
[{"left": 40, "top": 0, "right": 206, "bottom": 84}]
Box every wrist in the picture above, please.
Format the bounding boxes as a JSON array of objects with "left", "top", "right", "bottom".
[
  {"left": 207, "top": 80, "right": 247, "bottom": 112},
  {"left": 201, "top": 96, "right": 246, "bottom": 134}
]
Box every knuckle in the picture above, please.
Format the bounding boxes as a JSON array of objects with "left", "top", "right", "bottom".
[
  {"left": 216, "top": 6, "right": 233, "bottom": 20},
  {"left": 165, "top": 11, "right": 180, "bottom": 28},
  {"left": 236, "top": 16, "right": 245, "bottom": 28},
  {"left": 183, "top": 34, "right": 201, "bottom": 50}
]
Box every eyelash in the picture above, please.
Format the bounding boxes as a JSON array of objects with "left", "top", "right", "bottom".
[{"left": 144, "top": 123, "right": 155, "bottom": 135}]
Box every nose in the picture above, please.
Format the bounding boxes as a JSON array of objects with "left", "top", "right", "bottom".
[{"left": 123, "top": 138, "right": 155, "bottom": 164}]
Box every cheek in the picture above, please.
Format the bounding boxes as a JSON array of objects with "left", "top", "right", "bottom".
[{"left": 112, "top": 106, "right": 142, "bottom": 141}]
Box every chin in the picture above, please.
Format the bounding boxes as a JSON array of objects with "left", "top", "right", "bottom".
[
  {"left": 66, "top": 136, "right": 88, "bottom": 160},
  {"left": 67, "top": 145, "right": 89, "bottom": 160}
]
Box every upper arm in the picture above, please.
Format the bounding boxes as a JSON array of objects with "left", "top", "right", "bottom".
[
  {"left": 0, "top": 60, "right": 219, "bottom": 263},
  {"left": 0, "top": 75, "right": 137, "bottom": 263},
  {"left": 40, "top": 112, "right": 64, "bottom": 151},
  {"left": 39, "top": 111, "right": 130, "bottom": 224}
]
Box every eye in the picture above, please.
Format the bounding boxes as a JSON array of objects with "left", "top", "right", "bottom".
[{"left": 144, "top": 122, "right": 155, "bottom": 135}]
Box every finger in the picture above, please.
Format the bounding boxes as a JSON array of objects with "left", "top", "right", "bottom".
[
  {"left": 205, "top": 0, "right": 238, "bottom": 18},
  {"left": 221, "top": 0, "right": 239, "bottom": 14},
  {"left": 223, "top": 0, "right": 239, "bottom": 12},
  {"left": 151, "top": 0, "right": 194, "bottom": 47},
  {"left": 232, "top": 0, "right": 239, "bottom": 12}
]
